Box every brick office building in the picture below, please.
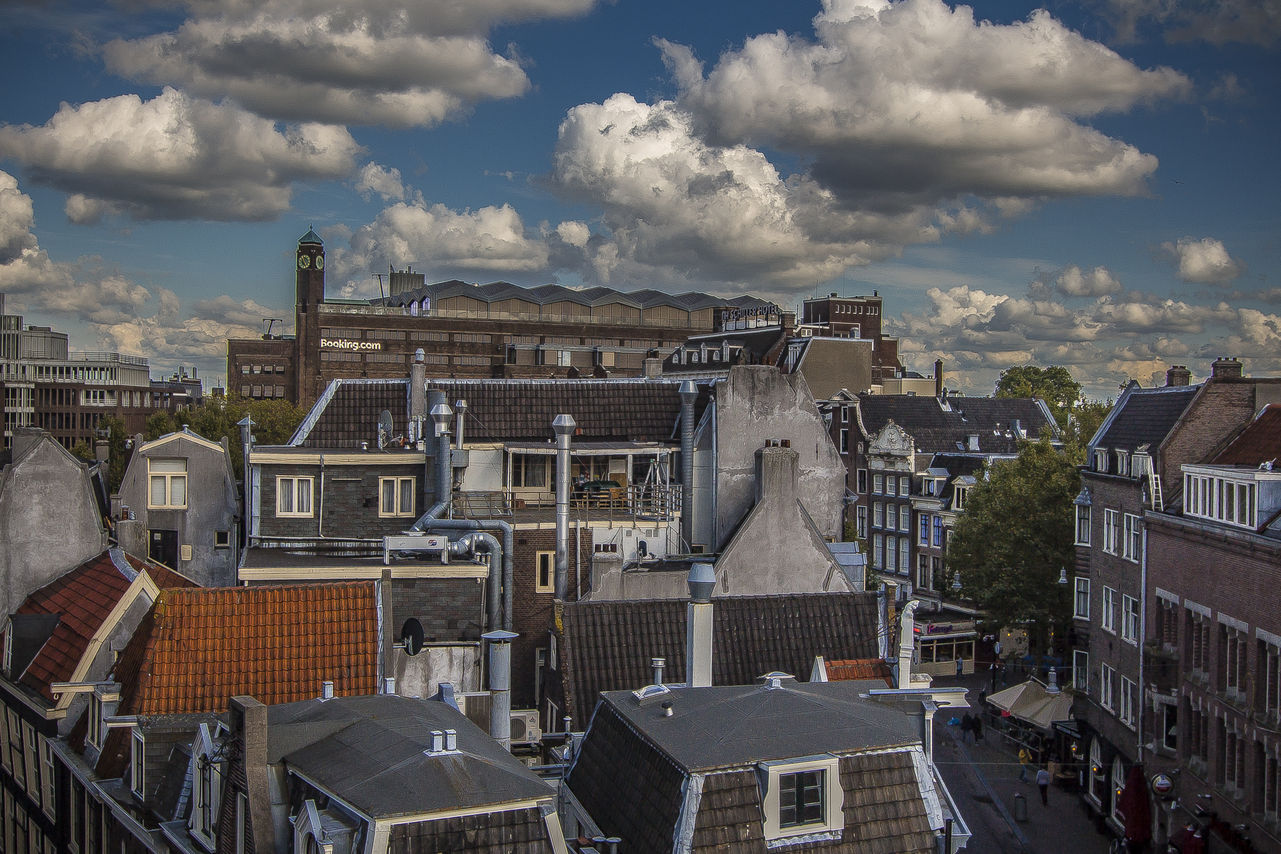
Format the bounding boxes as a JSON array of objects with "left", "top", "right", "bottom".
[
  {"left": 1070, "top": 359, "right": 1281, "bottom": 845},
  {"left": 227, "top": 229, "right": 774, "bottom": 408},
  {"left": 1143, "top": 405, "right": 1281, "bottom": 853}
]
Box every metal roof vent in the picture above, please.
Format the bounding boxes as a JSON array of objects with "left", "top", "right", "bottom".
[
  {"left": 320, "top": 680, "right": 334, "bottom": 701},
  {"left": 687, "top": 562, "right": 715, "bottom": 603},
  {"left": 632, "top": 683, "right": 673, "bottom": 706},
  {"left": 758, "top": 671, "right": 796, "bottom": 689}
]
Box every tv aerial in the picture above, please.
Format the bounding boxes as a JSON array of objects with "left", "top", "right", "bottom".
[{"left": 377, "top": 409, "right": 394, "bottom": 450}]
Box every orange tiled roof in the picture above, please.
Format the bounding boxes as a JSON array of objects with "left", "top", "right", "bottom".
[
  {"left": 14, "top": 551, "right": 191, "bottom": 703},
  {"left": 113, "top": 582, "right": 380, "bottom": 716},
  {"left": 826, "top": 658, "right": 895, "bottom": 685}
]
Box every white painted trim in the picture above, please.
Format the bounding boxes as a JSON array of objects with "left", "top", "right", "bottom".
[
  {"left": 1185, "top": 599, "right": 1210, "bottom": 618},
  {"left": 1217, "top": 613, "right": 1248, "bottom": 633},
  {"left": 238, "top": 566, "right": 487, "bottom": 581},
  {"left": 1257, "top": 627, "right": 1281, "bottom": 648},
  {"left": 909, "top": 746, "right": 945, "bottom": 831},
  {"left": 1154, "top": 587, "right": 1179, "bottom": 605},
  {"left": 251, "top": 451, "right": 426, "bottom": 465}
]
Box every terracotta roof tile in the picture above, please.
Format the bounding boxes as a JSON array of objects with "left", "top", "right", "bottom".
[
  {"left": 12, "top": 550, "right": 187, "bottom": 702},
  {"left": 1212, "top": 404, "right": 1281, "bottom": 466},
  {"left": 113, "top": 582, "right": 380, "bottom": 717},
  {"left": 826, "top": 658, "right": 895, "bottom": 685}
]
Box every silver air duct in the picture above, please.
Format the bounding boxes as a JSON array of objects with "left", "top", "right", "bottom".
[
  {"left": 552, "top": 414, "right": 576, "bottom": 600},
  {"left": 484, "top": 630, "right": 518, "bottom": 751},
  {"left": 430, "top": 395, "right": 453, "bottom": 517},
  {"left": 686, "top": 562, "right": 715, "bottom": 688},
  {"left": 679, "top": 380, "right": 697, "bottom": 550}
]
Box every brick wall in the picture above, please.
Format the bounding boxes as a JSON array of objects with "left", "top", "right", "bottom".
[
  {"left": 509, "top": 527, "right": 593, "bottom": 710},
  {"left": 257, "top": 461, "right": 424, "bottom": 540},
  {"left": 1159, "top": 380, "right": 1258, "bottom": 489},
  {"left": 390, "top": 577, "right": 486, "bottom": 642}
]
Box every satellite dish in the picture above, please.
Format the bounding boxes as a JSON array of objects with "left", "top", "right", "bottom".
[
  {"left": 377, "top": 409, "right": 394, "bottom": 450},
  {"left": 400, "top": 618, "right": 425, "bottom": 656}
]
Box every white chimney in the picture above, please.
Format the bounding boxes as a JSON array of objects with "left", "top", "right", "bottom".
[
  {"left": 686, "top": 563, "right": 716, "bottom": 688},
  {"left": 321, "top": 680, "right": 335, "bottom": 700},
  {"left": 444, "top": 729, "right": 457, "bottom": 751},
  {"left": 383, "top": 677, "right": 396, "bottom": 695}
]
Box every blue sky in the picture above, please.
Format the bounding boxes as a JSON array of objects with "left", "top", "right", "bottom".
[{"left": 1, "top": 0, "right": 1278, "bottom": 397}]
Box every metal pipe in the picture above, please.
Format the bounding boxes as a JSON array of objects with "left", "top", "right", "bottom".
[
  {"left": 679, "top": 380, "right": 697, "bottom": 550},
  {"left": 484, "top": 630, "right": 518, "bottom": 751},
  {"left": 447, "top": 531, "right": 502, "bottom": 629},
  {"left": 430, "top": 393, "right": 453, "bottom": 518},
  {"left": 553, "top": 414, "right": 576, "bottom": 600},
  {"left": 406, "top": 518, "right": 514, "bottom": 631},
  {"left": 454, "top": 399, "right": 467, "bottom": 450}
]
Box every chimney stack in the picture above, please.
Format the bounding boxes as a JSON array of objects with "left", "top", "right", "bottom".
[
  {"left": 679, "top": 381, "right": 698, "bottom": 549},
  {"left": 934, "top": 359, "right": 944, "bottom": 399},
  {"left": 383, "top": 677, "right": 396, "bottom": 695},
  {"left": 642, "top": 356, "right": 663, "bottom": 378},
  {"left": 1210, "top": 357, "right": 1243, "bottom": 380},
  {"left": 652, "top": 657, "right": 666, "bottom": 686},
  {"left": 686, "top": 563, "right": 716, "bottom": 688},
  {"left": 484, "top": 630, "right": 518, "bottom": 750},
  {"left": 552, "top": 414, "right": 576, "bottom": 600},
  {"left": 1165, "top": 365, "right": 1191, "bottom": 387},
  {"left": 321, "top": 680, "right": 334, "bottom": 700}
]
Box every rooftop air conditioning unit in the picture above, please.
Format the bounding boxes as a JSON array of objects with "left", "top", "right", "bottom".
[{"left": 509, "top": 709, "right": 542, "bottom": 745}]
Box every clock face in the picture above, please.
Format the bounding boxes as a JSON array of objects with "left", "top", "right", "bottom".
[
  {"left": 298, "top": 254, "right": 311, "bottom": 269},
  {"left": 315, "top": 255, "right": 324, "bottom": 270}
]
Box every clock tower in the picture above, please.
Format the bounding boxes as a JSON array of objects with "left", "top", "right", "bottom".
[{"left": 294, "top": 228, "right": 326, "bottom": 404}]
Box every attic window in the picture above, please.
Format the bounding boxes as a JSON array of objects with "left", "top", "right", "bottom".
[
  {"left": 130, "top": 730, "right": 145, "bottom": 797},
  {"left": 759, "top": 755, "right": 843, "bottom": 844},
  {"left": 1093, "top": 449, "right": 1108, "bottom": 473}
]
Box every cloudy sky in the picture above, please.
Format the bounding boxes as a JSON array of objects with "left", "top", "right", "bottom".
[{"left": 1, "top": 0, "right": 1277, "bottom": 397}]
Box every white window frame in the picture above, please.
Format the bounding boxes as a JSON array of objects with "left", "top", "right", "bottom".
[
  {"left": 759, "top": 755, "right": 843, "bottom": 842},
  {"left": 899, "top": 504, "right": 910, "bottom": 531},
  {"left": 1073, "top": 577, "right": 1090, "bottom": 620},
  {"left": 1093, "top": 449, "right": 1108, "bottom": 472},
  {"left": 1121, "top": 595, "right": 1139, "bottom": 644},
  {"left": 1100, "top": 663, "right": 1115, "bottom": 711},
  {"left": 86, "top": 696, "right": 102, "bottom": 751},
  {"left": 40, "top": 738, "right": 55, "bottom": 820},
  {"left": 535, "top": 551, "right": 554, "bottom": 594},
  {"left": 275, "top": 476, "right": 314, "bottom": 518},
  {"left": 856, "top": 506, "right": 867, "bottom": 540},
  {"left": 953, "top": 487, "right": 968, "bottom": 511},
  {"left": 1122, "top": 513, "right": 1141, "bottom": 562},
  {"left": 919, "top": 513, "right": 930, "bottom": 546},
  {"left": 872, "top": 473, "right": 883, "bottom": 494},
  {"left": 1119, "top": 676, "right": 1136, "bottom": 728},
  {"left": 378, "top": 476, "right": 416, "bottom": 518},
  {"left": 1073, "top": 649, "right": 1089, "bottom": 691},
  {"left": 130, "top": 730, "right": 145, "bottom": 798},
  {"left": 190, "top": 724, "right": 222, "bottom": 848},
  {"left": 1101, "top": 586, "right": 1116, "bottom": 634},
  {"left": 147, "top": 458, "right": 188, "bottom": 510},
  {"left": 1075, "top": 504, "right": 1091, "bottom": 545},
  {"left": 899, "top": 476, "right": 909, "bottom": 495},
  {"left": 1102, "top": 509, "right": 1120, "bottom": 554},
  {"left": 839, "top": 429, "right": 849, "bottom": 455}
]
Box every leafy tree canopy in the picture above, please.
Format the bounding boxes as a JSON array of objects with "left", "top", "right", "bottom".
[
  {"left": 994, "top": 365, "right": 1082, "bottom": 432},
  {"left": 144, "top": 395, "right": 306, "bottom": 474},
  {"left": 946, "top": 437, "right": 1079, "bottom": 652}
]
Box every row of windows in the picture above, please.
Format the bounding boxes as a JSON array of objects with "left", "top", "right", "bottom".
[
  {"left": 0, "top": 709, "right": 56, "bottom": 822},
  {"left": 1156, "top": 600, "right": 1281, "bottom": 718},
  {"left": 1184, "top": 473, "right": 1258, "bottom": 529},
  {"left": 1097, "top": 663, "right": 1137, "bottom": 728},
  {"left": 1095, "top": 585, "right": 1140, "bottom": 643},
  {"left": 241, "top": 385, "right": 287, "bottom": 398},
  {"left": 276, "top": 476, "right": 416, "bottom": 519},
  {"left": 1089, "top": 507, "right": 1141, "bottom": 561},
  {"left": 871, "top": 502, "right": 911, "bottom": 532},
  {"left": 871, "top": 473, "right": 911, "bottom": 496}
]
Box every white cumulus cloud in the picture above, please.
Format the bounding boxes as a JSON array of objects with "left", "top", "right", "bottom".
[
  {"left": 0, "top": 88, "right": 361, "bottom": 222},
  {"left": 103, "top": 0, "right": 598, "bottom": 127},
  {"left": 1162, "top": 236, "right": 1242, "bottom": 284}
]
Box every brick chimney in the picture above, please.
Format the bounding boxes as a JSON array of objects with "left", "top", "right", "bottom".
[
  {"left": 1210, "top": 357, "right": 1243, "bottom": 380},
  {"left": 754, "top": 441, "right": 799, "bottom": 506},
  {"left": 1164, "top": 365, "right": 1191, "bottom": 387}
]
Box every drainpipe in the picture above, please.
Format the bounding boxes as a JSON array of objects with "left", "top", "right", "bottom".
[
  {"left": 553, "top": 414, "right": 576, "bottom": 601},
  {"left": 679, "top": 380, "right": 697, "bottom": 550},
  {"left": 407, "top": 518, "right": 513, "bottom": 631},
  {"left": 485, "top": 630, "right": 518, "bottom": 751},
  {"left": 430, "top": 396, "right": 454, "bottom": 518},
  {"left": 447, "top": 532, "right": 503, "bottom": 630}
]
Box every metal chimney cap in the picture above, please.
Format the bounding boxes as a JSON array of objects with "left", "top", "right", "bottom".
[
  {"left": 679, "top": 379, "right": 698, "bottom": 400},
  {"left": 552, "top": 413, "right": 577, "bottom": 435},
  {"left": 482, "top": 629, "right": 519, "bottom": 642},
  {"left": 688, "top": 562, "right": 716, "bottom": 603},
  {"left": 454, "top": 399, "right": 468, "bottom": 410},
  {"left": 430, "top": 402, "right": 454, "bottom": 426},
  {"left": 414, "top": 348, "right": 425, "bottom": 362}
]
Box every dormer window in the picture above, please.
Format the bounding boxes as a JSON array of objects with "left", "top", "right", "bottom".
[
  {"left": 1115, "top": 450, "right": 1129, "bottom": 477},
  {"left": 953, "top": 487, "right": 968, "bottom": 511},
  {"left": 130, "top": 730, "right": 145, "bottom": 798},
  {"left": 1093, "top": 449, "right": 1108, "bottom": 473},
  {"left": 760, "top": 755, "right": 843, "bottom": 842}
]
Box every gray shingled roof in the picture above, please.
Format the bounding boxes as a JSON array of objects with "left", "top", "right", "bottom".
[
  {"left": 267, "top": 694, "right": 552, "bottom": 818},
  {"left": 380, "top": 279, "right": 772, "bottom": 312},
  {"left": 558, "top": 592, "right": 880, "bottom": 726},
  {"left": 291, "top": 377, "right": 713, "bottom": 449},
  {"left": 1093, "top": 384, "right": 1200, "bottom": 453},
  {"left": 859, "top": 395, "right": 1057, "bottom": 454},
  {"left": 604, "top": 681, "right": 921, "bottom": 771}
]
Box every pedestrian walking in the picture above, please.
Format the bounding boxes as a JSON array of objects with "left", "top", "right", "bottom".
[
  {"left": 956, "top": 656, "right": 964, "bottom": 677},
  {"left": 961, "top": 713, "right": 974, "bottom": 742},
  {"left": 973, "top": 713, "right": 983, "bottom": 742},
  {"left": 1036, "top": 766, "right": 1050, "bottom": 806},
  {"left": 1018, "top": 747, "right": 1032, "bottom": 782}
]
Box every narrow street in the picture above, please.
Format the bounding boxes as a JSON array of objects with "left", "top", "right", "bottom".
[{"left": 935, "top": 671, "right": 1118, "bottom": 854}]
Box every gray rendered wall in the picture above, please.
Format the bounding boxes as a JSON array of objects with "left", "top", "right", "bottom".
[
  {"left": 0, "top": 432, "right": 105, "bottom": 619},
  {"left": 117, "top": 432, "right": 240, "bottom": 586},
  {"left": 713, "top": 366, "right": 845, "bottom": 549}
]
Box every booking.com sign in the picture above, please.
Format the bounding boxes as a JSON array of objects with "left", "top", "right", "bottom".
[{"left": 320, "top": 338, "right": 383, "bottom": 351}]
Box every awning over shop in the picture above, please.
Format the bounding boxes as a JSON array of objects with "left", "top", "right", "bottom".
[{"left": 986, "top": 679, "right": 1074, "bottom": 731}]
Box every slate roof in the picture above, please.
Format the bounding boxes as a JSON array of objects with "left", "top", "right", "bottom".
[
  {"left": 292, "top": 377, "right": 712, "bottom": 449},
  {"left": 558, "top": 592, "right": 879, "bottom": 725},
  {"left": 1211, "top": 404, "right": 1281, "bottom": 466},
  {"left": 858, "top": 395, "right": 1056, "bottom": 454},
  {"left": 381, "top": 279, "right": 772, "bottom": 312},
  {"left": 111, "top": 582, "right": 380, "bottom": 716},
  {"left": 11, "top": 549, "right": 196, "bottom": 703},
  {"left": 567, "top": 682, "right": 935, "bottom": 854},
  {"left": 267, "top": 694, "right": 554, "bottom": 819},
  {"left": 1092, "top": 384, "right": 1201, "bottom": 454}
]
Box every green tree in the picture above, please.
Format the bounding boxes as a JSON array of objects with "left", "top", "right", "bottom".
[
  {"left": 1063, "top": 399, "right": 1113, "bottom": 463},
  {"left": 994, "top": 365, "right": 1082, "bottom": 432},
  {"left": 144, "top": 395, "right": 305, "bottom": 474},
  {"left": 946, "top": 437, "right": 1079, "bottom": 655}
]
